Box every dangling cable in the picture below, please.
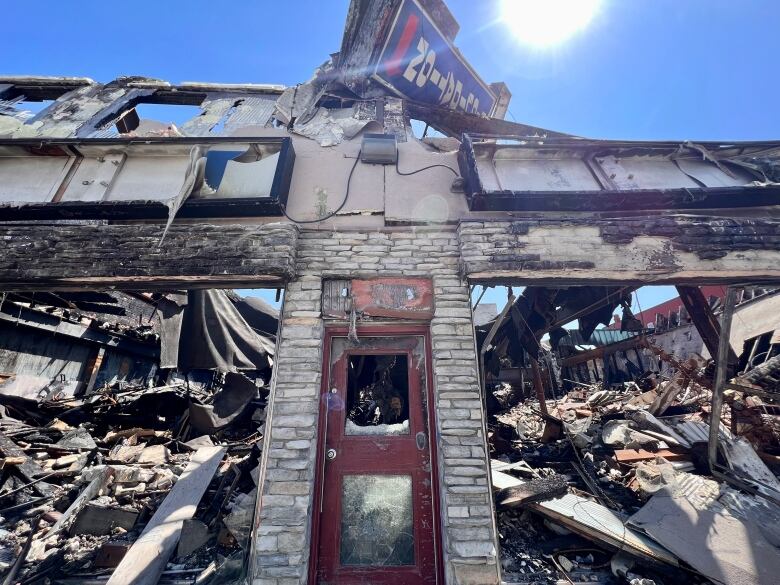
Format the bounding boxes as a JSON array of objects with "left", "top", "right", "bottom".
[{"left": 281, "top": 154, "right": 361, "bottom": 224}]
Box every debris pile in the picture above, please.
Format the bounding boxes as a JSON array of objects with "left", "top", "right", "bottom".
[
  {"left": 0, "top": 374, "right": 266, "bottom": 584},
  {"left": 0, "top": 289, "right": 276, "bottom": 584},
  {"left": 490, "top": 372, "right": 780, "bottom": 585}
]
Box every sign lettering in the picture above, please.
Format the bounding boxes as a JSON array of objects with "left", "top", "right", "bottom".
[{"left": 373, "top": 0, "right": 496, "bottom": 117}]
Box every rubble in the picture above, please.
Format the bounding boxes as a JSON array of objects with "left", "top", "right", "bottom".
[
  {"left": 485, "top": 285, "right": 780, "bottom": 585},
  {"left": 0, "top": 2, "right": 777, "bottom": 581},
  {"left": 0, "top": 288, "right": 275, "bottom": 584}
]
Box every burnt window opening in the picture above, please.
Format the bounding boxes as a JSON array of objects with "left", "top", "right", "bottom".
[
  {"left": 194, "top": 142, "right": 284, "bottom": 199},
  {"left": 112, "top": 102, "right": 204, "bottom": 136},
  {"left": 410, "top": 118, "right": 447, "bottom": 140},
  {"left": 346, "top": 354, "right": 409, "bottom": 435},
  {"left": 92, "top": 99, "right": 205, "bottom": 137},
  {"left": 0, "top": 96, "right": 55, "bottom": 121},
  {"left": 740, "top": 331, "right": 779, "bottom": 372},
  {"left": 209, "top": 100, "right": 243, "bottom": 135}
]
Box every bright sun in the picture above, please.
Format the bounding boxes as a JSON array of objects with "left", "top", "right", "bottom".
[{"left": 500, "top": 0, "right": 602, "bottom": 47}]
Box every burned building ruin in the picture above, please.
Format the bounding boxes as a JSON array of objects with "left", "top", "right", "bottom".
[{"left": 1, "top": 1, "right": 780, "bottom": 584}]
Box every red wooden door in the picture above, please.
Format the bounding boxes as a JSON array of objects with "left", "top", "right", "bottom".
[{"left": 315, "top": 332, "right": 439, "bottom": 585}]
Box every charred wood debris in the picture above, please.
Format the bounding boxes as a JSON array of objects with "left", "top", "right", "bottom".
[
  {"left": 0, "top": 289, "right": 277, "bottom": 585},
  {"left": 479, "top": 285, "right": 780, "bottom": 585}
]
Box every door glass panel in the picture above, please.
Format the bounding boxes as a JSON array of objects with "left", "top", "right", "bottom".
[
  {"left": 345, "top": 354, "right": 410, "bottom": 435},
  {"left": 340, "top": 474, "right": 414, "bottom": 566}
]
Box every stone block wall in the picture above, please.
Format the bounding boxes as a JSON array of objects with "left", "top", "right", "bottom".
[
  {"left": 459, "top": 217, "right": 780, "bottom": 285},
  {"left": 253, "top": 228, "right": 500, "bottom": 585}
]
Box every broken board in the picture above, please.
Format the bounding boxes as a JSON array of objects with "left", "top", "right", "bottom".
[
  {"left": 497, "top": 474, "right": 568, "bottom": 507},
  {"left": 0, "top": 432, "right": 53, "bottom": 496},
  {"left": 105, "top": 445, "right": 225, "bottom": 585},
  {"left": 70, "top": 503, "right": 139, "bottom": 536},
  {"left": 613, "top": 448, "right": 690, "bottom": 464},
  {"left": 491, "top": 466, "right": 678, "bottom": 566}
]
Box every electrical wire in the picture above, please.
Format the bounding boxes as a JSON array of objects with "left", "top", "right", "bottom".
[
  {"left": 280, "top": 154, "right": 361, "bottom": 224},
  {"left": 395, "top": 154, "right": 459, "bottom": 177}
]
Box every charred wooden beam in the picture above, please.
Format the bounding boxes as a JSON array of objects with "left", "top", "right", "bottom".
[
  {"left": 0, "top": 222, "right": 298, "bottom": 291},
  {"left": 0, "top": 433, "right": 53, "bottom": 497},
  {"left": 531, "top": 358, "right": 548, "bottom": 416},
  {"left": 407, "top": 100, "right": 567, "bottom": 140},
  {"left": 676, "top": 285, "right": 738, "bottom": 373}
]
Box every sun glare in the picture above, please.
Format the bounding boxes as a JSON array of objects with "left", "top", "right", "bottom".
[{"left": 500, "top": 0, "right": 602, "bottom": 47}]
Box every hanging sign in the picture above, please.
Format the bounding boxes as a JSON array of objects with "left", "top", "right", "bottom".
[{"left": 372, "top": 0, "right": 496, "bottom": 117}]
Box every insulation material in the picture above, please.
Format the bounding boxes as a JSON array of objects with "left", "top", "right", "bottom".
[
  {"left": 0, "top": 114, "right": 23, "bottom": 137},
  {"left": 273, "top": 60, "right": 334, "bottom": 127},
  {"left": 345, "top": 419, "right": 409, "bottom": 436},
  {"left": 292, "top": 105, "right": 378, "bottom": 147},
  {"left": 180, "top": 95, "right": 277, "bottom": 137}
]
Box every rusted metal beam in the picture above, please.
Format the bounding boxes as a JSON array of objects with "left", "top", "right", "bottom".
[{"left": 547, "top": 287, "right": 636, "bottom": 332}]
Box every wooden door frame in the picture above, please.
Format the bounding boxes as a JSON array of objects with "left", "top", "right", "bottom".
[{"left": 309, "top": 324, "right": 444, "bottom": 585}]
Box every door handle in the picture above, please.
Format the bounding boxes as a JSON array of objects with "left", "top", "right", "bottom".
[{"left": 326, "top": 448, "right": 337, "bottom": 461}]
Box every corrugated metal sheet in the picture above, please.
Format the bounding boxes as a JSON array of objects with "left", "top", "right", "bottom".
[
  {"left": 659, "top": 416, "right": 732, "bottom": 444},
  {"left": 562, "top": 329, "right": 641, "bottom": 347},
  {"left": 221, "top": 96, "right": 276, "bottom": 134},
  {"left": 721, "top": 436, "right": 780, "bottom": 497},
  {"left": 530, "top": 492, "right": 678, "bottom": 565}
]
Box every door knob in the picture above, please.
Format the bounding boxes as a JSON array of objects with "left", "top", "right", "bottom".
[{"left": 326, "top": 448, "right": 337, "bottom": 461}]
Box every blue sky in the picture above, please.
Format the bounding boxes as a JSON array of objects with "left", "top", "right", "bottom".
[{"left": 6, "top": 0, "right": 777, "bottom": 313}]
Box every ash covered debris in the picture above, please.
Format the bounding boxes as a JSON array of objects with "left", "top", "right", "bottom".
[
  {"left": 0, "top": 288, "right": 277, "bottom": 585},
  {"left": 480, "top": 284, "right": 780, "bottom": 585}
]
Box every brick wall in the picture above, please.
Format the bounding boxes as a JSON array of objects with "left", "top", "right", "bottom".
[{"left": 254, "top": 228, "right": 500, "bottom": 585}]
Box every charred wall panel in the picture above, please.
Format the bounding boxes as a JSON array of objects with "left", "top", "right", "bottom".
[
  {"left": 458, "top": 217, "right": 780, "bottom": 285},
  {"left": 0, "top": 322, "right": 92, "bottom": 399},
  {"left": 0, "top": 222, "right": 298, "bottom": 289}
]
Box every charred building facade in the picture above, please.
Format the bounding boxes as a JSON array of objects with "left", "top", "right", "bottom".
[{"left": 1, "top": 1, "right": 779, "bottom": 585}]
